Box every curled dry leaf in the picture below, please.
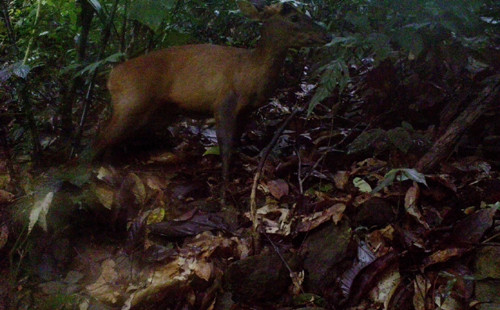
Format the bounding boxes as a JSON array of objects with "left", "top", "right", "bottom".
[
  {"left": 404, "top": 183, "right": 429, "bottom": 229},
  {"left": 255, "top": 205, "right": 292, "bottom": 235},
  {"left": 421, "top": 248, "right": 468, "bottom": 270},
  {"left": 146, "top": 175, "right": 165, "bottom": 191},
  {"left": 345, "top": 251, "right": 399, "bottom": 306},
  {"left": 368, "top": 265, "right": 401, "bottom": 308},
  {"left": 296, "top": 203, "right": 346, "bottom": 233}
]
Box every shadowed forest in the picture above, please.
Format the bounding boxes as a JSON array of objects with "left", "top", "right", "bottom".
[{"left": 0, "top": 0, "right": 499, "bottom": 309}]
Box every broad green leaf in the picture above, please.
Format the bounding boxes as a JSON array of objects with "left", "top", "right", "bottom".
[
  {"left": 87, "top": 0, "right": 102, "bottom": 12},
  {"left": 129, "top": 0, "right": 176, "bottom": 30},
  {"left": 308, "top": 60, "right": 349, "bottom": 115},
  {"left": 397, "top": 168, "right": 427, "bottom": 186},
  {"left": 372, "top": 168, "right": 427, "bottom": 194},
  {"left": 77, "top": 60, "right": 102, "bottom": 76}
]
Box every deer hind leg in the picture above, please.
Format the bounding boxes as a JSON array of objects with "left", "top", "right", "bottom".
[{"left": 93, "top": 93, "right": 154, "bottom": 159}]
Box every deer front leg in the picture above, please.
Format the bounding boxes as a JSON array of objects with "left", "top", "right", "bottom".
[{"left": 215, "top": 91, "right": 247, "bottom": 195}]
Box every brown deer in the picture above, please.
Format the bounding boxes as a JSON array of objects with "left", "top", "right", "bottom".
[{"left": 94, "top": 1, "right": 331, "bottom": 186}]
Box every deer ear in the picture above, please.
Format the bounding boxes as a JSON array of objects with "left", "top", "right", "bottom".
[{"left": 237, "top": 1, "right": 261, "bottom": 20}]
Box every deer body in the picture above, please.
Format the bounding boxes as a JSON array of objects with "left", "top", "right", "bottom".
[{"left": 95, "top": 2, "right": 331, "bottom": 185}]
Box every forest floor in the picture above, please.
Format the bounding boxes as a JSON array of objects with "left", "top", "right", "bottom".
[{"left": 0, "top": 78, "right": 499, "bottom": 310}]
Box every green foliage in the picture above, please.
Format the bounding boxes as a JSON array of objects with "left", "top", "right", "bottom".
[
  {"left": 129, "top": 0, "right": 176, "bottom": 30},
  {"left": 372, "top": 168, "right": 427, "bottom": 193},
  {"left": 308, "top": 0, "right": 500, "bottom": 112},
  {"left": 347, "top": 124, "right": 431, "bottom": 156}
]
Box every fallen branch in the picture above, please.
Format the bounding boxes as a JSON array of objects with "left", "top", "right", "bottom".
[{"left": 416, "top": 82, "right": 499, "bottom": 173}]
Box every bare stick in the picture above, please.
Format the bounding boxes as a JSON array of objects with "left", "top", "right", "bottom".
[{"left": 250, "top": 108, "right": 301, "bottom": 232}]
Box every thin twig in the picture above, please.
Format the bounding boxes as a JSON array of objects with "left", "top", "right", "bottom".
[{"left": 250, "top": 108, "right": 301, "bottom": 232}]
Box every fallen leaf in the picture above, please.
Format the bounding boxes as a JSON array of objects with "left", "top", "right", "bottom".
[
  {"left": 353, "top": 177, "right": 372, "bottom": 193},
  {"left": 413, "top": 275, "right": 431, "bottom": 310},
  {"left": 29, "top": 191, "right": 54, "bottom": 233},
  {"left": 0, "top": 189, "right": 14, "bottom": 204},
  {"left": 450, "top": 207, "right": 496, "bottom": 246},
  {"left": 404, "top": 183, "right": 429, "bottom": 229},
  {"left": 422, "top": 248, "right": 468, "bottom": 269},
  {"left": 297, "top": 203, "right": 346, "bottom": 232},
  {"left": 267, "top": 179, "right": 289, "bottom": 200},
  {"left": 86, "top": 259, "right": 122, "bottom": 305},
  {"left": 94, "top": 184, "right": 114, "bottom": 210},
  {"left": 194, "top": 260, "right": 213, "bottom": 281},
  {"left": 333, "top": 171, "right": 350, "bottom": 190}
]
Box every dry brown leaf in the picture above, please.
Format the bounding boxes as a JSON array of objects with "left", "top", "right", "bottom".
[
  {"left": 333, "top": 170, "right": 350, "bottom": 190},
  {"left": 296, "top": 203, "right": 346, "bottom": 232},
  {"left": 0, "top": 189, "right": 14, "bottom": 204},
  {"left": 128, "top": 173, "right": 147, "bottom": 205},
  {"left": 404, "top": 183, "right": 429, "bottom": 229},
  {"left": 413, "top": 275, "right": 431, "bottom": 310},
  {"left": 194, "top": 260, "right": 213, "bottom": 281},
  {"left": 147, "top": 151, "right": 180, "bottom": 164},
  {"left": 267, "top": 179, "right": 289, "bottom": 200},
  {"left": 422, "top": 248, "right": 468, "bottom": 269},
  {"left": 86, "top": 259, "right": 122, "bottom": 305},
  {"left": 94, "top": 184, "right": 114, "bottom": 210},
  {"left": 96, "top": 166, "right": 116, "bottom": 184}
]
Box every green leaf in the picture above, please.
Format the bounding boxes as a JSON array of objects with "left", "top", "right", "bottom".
[
  {"left": 353, "top": 177, "right": 372, "bottom": 193},
  {"left": 307, "top": 60, "right": 349, "bottom": 115},
  {"left": 372, "top": 168, "right": 427, "bottom": 193},
  {"left": 13, "top": 63, "right": 31, "bottom": 79},
  {"left": 103, "top": 52, "right": 126, "bottom": 63},
  {"left": 203, "top": 146, "right": 220, "bottom": 156},
  {"left": 371, "top": 170, "right": 397, "bottom": 194},
  {"left": 87, "top": 0, "right": 102, "bottom": 12},
  {"left": 129, "top": 0, "right": 176, "bottom": 30},
  {"left": 77, "top": 60, "right": 102, "bottom": 76},
  {"left": 397, "top": 168, "right": 427, "bottom": 186}
]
